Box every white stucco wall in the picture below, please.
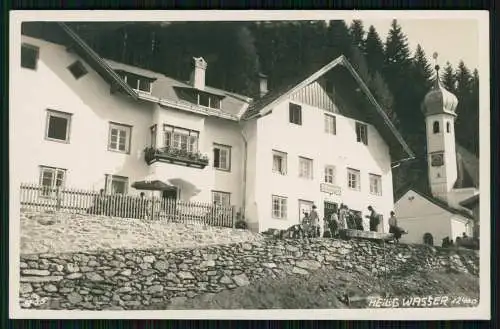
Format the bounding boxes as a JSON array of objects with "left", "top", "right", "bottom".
[
  {"left": 252, "top": 97, "right": 394, "bottom": 233},
  {"left": 13, "top": 36, "right": 153, "bottom": 193},
  {"left": 395, "top": 190, "right": 454, "bottom": 246}
]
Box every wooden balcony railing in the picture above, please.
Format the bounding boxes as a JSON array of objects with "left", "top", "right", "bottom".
[{"left": 144, "top": 146, "right": 209, "bottom": 168}]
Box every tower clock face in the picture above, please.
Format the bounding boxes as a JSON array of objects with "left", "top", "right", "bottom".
[{"left": 431, "top": 153, "right": 444, "bottom": 167}]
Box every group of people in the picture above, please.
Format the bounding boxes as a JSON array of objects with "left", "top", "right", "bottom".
[{"left": 301, "top": 203, "right": 407, "bottom": 243}]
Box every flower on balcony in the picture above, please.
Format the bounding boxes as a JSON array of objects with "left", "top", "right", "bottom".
[{"left": 144, "top": 146, "right": 209, "bottom": 167}]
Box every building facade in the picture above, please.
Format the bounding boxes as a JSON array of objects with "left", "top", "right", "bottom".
[{"left": 13, "top": 23, "right": 414, "bottom": 233}]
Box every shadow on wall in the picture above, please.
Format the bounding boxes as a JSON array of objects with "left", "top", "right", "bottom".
[
  {"left": 168, "top": 178, "right": 202, "bottom": 201},
  {"left": 41, "top": 42, "right": 154, "bottom": 187}
]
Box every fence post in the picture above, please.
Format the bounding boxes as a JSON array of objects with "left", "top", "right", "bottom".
[
  {"left": 232, "top": 206, "right": 236, "bottom": 229},
  {"left": 56, "top": 187, "right": 61, "bottom": 212}
]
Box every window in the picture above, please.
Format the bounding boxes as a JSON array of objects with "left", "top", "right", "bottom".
[
  {"left": 446, "top": 122, "right": 450, "bottom": 133},
  {"left": 197, "top": 93, "right": 221, "bottom": 110},
  {"left": 369, "top": 173, "right": 382, "bottom": 196},
  {"left": 324, "top": 114, "right": 336, "bottom": 135},
  {"left": 212, "top": 191, "right": 231, "bottom": 206},
  {"left": 213, "top": 144, "right": 231, "bottom": 171},
  {"left": 39, "top": 166, "right": 66, "bottom": 197},
  {"left": 45, "top": 110, "right": 72, "bottom": 143},
  {"left": 118, "top": 71, "right": 152, "bottom": 93},
  {"left": 164, "top": 125, "right": 199, "bottom": 153},
  {"left": 324, "top": 165, "right": 336, "bottom": 184},
  {"left": 110, "top": 175, "right": 128, "bottom": 195},
  {"left": 68, "top": 60, "right": 88, "bottom": 79},
  {"left": 272, "top": 195, "right": 287, "bottom": 219},
  {"left": 433, "top": 121, "right": 440, "bottom": 134},
  {"left": 272, "top": 150, "right": 287, "bottom": 175},
  {"left": 108, "top": 122, "right": 132, "bottom": 153},
  {"left": 347, "top": 168, "right": 361, "bottom": 191},
  {"left": 299, "top": 157, "right": 313, "bottom": 179},
  {"left": 289, "top": 103, "right": 302, "bottom": 125},
  {"left": 355, "top": 122, "right": 368, "bottom": 145},
  {"left": 21, "top": 43, "right": 39, "bottom": 70}
]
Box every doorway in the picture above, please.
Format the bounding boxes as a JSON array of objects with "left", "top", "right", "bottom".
[
  {"left": 162, "top": 188, "right": 178, "bottom": 200},
  {"left": 324, "top": 201, "right": 338, "bottom": 221},
  {"left": 298, "top": 200, "right": 313, "bottom": 223}
]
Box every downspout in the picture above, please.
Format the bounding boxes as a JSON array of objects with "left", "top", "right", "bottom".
[{"left": 238, "top": 122, "right": 248, "bottom": 219}]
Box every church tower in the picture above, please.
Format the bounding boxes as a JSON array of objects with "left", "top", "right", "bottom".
[{"left": 422, "top": 54, "right": 459, "bottom": 203}]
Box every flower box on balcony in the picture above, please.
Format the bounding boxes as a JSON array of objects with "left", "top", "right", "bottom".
[{"left": 144, "top": 147, "right": 209, "bottom": 169}]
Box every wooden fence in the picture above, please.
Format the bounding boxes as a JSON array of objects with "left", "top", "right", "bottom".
[{"left": 19, "top": 183, "right": 235, "bottom": 228}]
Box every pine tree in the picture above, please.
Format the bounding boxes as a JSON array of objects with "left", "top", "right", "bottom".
[
  {"left": 454, "top": 60, "right": 476, "bottom": 155},
  {"left": 349, "top": 20, "right": 365, "bottom": 51},
  {"left": 441, "top": 61, "right": 456, "bottom": 93},
  {"left": 364, "top": 25, "right": 385, "bottom": 74},
  {"left": 326, "top": 20, "right": 353, "bottom": 60}
]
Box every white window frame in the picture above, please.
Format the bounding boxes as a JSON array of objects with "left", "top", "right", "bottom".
[
  {"left": 213, "top": 143, "right": 231, "bottom": 171},
  {"left": 197, "top": 93, "right": 221, "bottom": 110},
  {"left": 163, "top": 125, "right": 199, "bottom": 153},
  {"left": 324, "top": 114, "right": 337, "bottom": 135},
  {"left": 355, "top": 122, "right": 368, "bottom": 145},
  {"left": 347, "top": 168, "right": 361, "bottom": 191},
  {"left": 298, "top": 156, "right": 313, "bottom": 179},
  {"left": 108, "top": 122, "right": 132, "bottom": 154},
  {"left": 324, "top": 165, "right": 336, "bottom": 184},
  {"left": 272, "top": 150, "right": 287, "bottom": 175},
  {"left": 212, "top": 190, "right": 231, "bottom": 206},
  {"left": 45, "top": 110, "right": 72, "bottom": 143},
  {"left": 121, "top": 72, "right": 152, "bottom": 94},
  {"left": 109, "top": 175, "right": 128, "bottom": 195},
  {"left": 369, "top": 173, "right": 382, "bottom": 196},
  {"left": 289, "top": 103, "right": 302, "bottom": 125},
  {"left": 272, "top": 195, "right": 288, "bottom": 220},
  {"left": 39, "top": 166, "right": 66, "bottom": 198}
]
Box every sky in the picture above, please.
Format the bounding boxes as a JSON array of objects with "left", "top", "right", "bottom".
[{"left": 359, "top": 19, "right": 479, "bottom": 71}]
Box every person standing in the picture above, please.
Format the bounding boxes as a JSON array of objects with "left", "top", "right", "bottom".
[
  {"left": 309, "top": 205, "right": 320, "bottom": 238},
  {"left": 366, "top": 205, "right": 380, "bottom": 232},
  {"left": 388, "top": 211, "right": 405, "bottom": 243},
  {"left": 327, "top": 210, "right": 339, "bottom": 238}
]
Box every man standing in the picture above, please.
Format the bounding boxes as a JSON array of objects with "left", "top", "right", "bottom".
[
  {"left": 366, "top": 205, "right": 380, "bottom": 232},
  {"left": 309, "top": 205, "right": 320, "bottom": 238},
  {"left": 388, "top": 211, "right": 405, "bottom": 243}
]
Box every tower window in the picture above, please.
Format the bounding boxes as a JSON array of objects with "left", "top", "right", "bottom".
[
  {"left": 446, "top": 122, "right": 450, "bottom": 133},
  {"left": 433, "top": 121, "right": 440, "bottom": 134}
]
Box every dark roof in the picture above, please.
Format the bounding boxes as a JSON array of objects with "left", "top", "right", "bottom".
[
  {"left": 395, "top": 186, "right": 474, "bottom": 219},
  {"left": 459, "top": 194, "right": 480, "bottom": 209},
  {"left": 242, "top": 56, "right": 414, "bottom": 162},
  {"left": 454, "top": 144, "right": 480, "bottom": 189}
]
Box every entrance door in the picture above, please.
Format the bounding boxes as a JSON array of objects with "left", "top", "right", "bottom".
[
  {"left": 324, "top": 201, "right": 338, "bottom": 221},
  {"left": 298, "top": 200, "right": 313, "bottom": 223},
  {"left": 162, "top": 188, "right": 177, "bottom": 200}
]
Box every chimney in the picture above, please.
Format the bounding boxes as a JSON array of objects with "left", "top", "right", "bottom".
[
  {"left": 259, "top": 73, "right": 268, "bottom": 98},
  {"left": 192, "top": 57, "right": 207, "bottom": 90}
]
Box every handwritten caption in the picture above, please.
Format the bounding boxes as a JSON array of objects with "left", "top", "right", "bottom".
[{"left": 368, "top": 295, "right": 478, "bottom": 308}]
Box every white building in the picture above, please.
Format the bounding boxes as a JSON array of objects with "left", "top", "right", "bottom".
[
  {"left": 12, "top": 22, "right": 414, "bottom": 233},
  {"left": 394, "top": 64, "right": 479, "bottom": 246}
]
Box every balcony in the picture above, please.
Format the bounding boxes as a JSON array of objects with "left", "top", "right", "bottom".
[{"left": 144, "top": 146, "right": 209, "bottom": 169}]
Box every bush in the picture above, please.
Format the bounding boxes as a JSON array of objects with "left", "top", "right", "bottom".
[{"left": 235, "top": 220, "right": 248, "bottom": 229}]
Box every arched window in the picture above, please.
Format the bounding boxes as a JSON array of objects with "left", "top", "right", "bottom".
[
  {"left": 423, "top": 233, "right": 434, "bottom": 245},
  {"left": 433, "top": 121, "right": 440, "bottom": 134},
  {"left": 446, "top": 122, "right": 450, "bottom": 133}
]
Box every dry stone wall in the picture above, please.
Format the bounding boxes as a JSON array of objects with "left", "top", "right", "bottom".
[{"left": 19, "top": 238, "right": 479, "bottom": 310}]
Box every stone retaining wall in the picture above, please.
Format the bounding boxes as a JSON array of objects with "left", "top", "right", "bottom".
[{"left": 19, "top": 238, "right": 479, "bottom": 310}]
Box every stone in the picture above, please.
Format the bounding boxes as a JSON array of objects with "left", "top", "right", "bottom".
[
  {"left": 141, "top": 269, "right": 156, "bottom": 277},
  {"left": 153, "top": 260, "right": 169, "bottom": 272},
  {"left": 91, "top": 289, "right": 106, "bottom": 295},
  {"left": 219, "top": 276, "right": 233, "bottom": 284},
  {"left": 21, "top": 269, "right": 50, "bottom": 276},
  {"left": 262, "top": 263, "right": 277, "bottom": 269},
  {"left": 104, "top": 270, "right": 118, "bottom": 277},
  {"left": 21, "top": 276, "right": 63, "bottom": 283},
  {"left": 295, "top": 260, "right": 321, "bottom": 270},
  {"left": 286, "top": 245, "right": 299, "bottom": 252},
  {"left": 143, "top": 255, "right": 156, "bottom": 263},
  {"left": 67, "top": 292, "right": 83, "bottom": 304},
  {"left": 116, "top": 286, "right": 133, "bottom": 293},
  {"left": 86, "top": 272, "right": 104, "bottom": 282},
  {"left": 245, "top": 257, "right": 257, "bottom": 263},
  {"left": 65, "top": 273, "right": 83, "bottom": 280},
  {"left": 87, "top": 260, "right": 100, "bottom": 267},
  {"left": 19, "top": 262, "right": 28, "bottom": 269},
  {"left": 120, "top": 269, "right": 132, "bottom": 276},
  {"left": 65, "top": 263, "right": 80, "bottom": 273},
  {"left": 147, "top": 285, "right": 164, "bottom": 294},
  {"left": 43, "top": 284, "right": 58, "bottom": 292},
  {"left": 232, "top": 273, "right": 250, "bottom": 287},
  {"left": 186, "top": 291, "right": 198, "bottom": 298},
  {"left": 169, "top": 296, "right": 188, "bottom": 306},
  {"left": 200, "top": 260, "right": 216, "bottom": 268},
  {"left": 177, "top": 271, "right": 195, "bottom": 280},
  {"left": 20, "top": 283, "right": 33, "bottom": 294},
  {"left": 207, "top": 271, "right": 218, "bottom": 276},
  {"left": 242, "top": 243, "right": 253, "bottom": 251},
  {"left": 292, "top": 267, "right": 309, "bottom": 275}
]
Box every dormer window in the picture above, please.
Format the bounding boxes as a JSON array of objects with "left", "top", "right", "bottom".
[
  {"left": 116, "top": 70, "right": 153, "bottom": 93},
  {"left": 197, "top": 92, "right": 221, "bottom": 110}
]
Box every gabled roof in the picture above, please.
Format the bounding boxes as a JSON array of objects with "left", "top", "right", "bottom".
[
  {"left": 242, "top": 55, "right": 414, "bottom": 162},
  {"left": 395, "top": 187, "right": 474, "bottom": 219}
]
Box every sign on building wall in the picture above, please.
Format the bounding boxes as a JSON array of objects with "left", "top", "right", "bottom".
[{"left": 320, "top": 183, "right": 341, "bottom": 196}]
